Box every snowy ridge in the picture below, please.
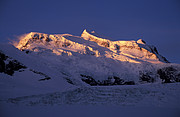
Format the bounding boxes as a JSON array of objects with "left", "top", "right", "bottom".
[
  {"left": 16, "top": 30, "right": 168, "bottom": 64},
  {"left": 81, "top": 29, "right": 168, "bottom": 63}
]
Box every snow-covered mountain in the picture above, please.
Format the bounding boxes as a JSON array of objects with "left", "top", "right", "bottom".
[
  {"left": 16, "top": 29, "right": 168, "bottom": 64},
  {"left": 13, "top": 29, "right": 179, "bottom": 85},
  {"left": 0, "top": 29, "right": 180, "bottom": 107}
]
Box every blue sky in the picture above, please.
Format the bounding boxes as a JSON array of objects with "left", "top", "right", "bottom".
[{"left": 0, "top": 0, "right": 180, "bottom": 63}]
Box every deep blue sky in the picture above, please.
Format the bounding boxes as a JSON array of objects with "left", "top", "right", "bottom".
[{"left": 0, "top": 0, "right": 180, "bottom": 63}]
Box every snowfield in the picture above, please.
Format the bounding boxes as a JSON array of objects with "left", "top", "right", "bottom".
[
  {"left": 0, "top": 83, "right": 180, "bottom": 117},
  {"left": 0, "top": 29, "right": 180, "bottom": 117},
  {"left": 3, "top": 83, "right": 180, "bottom": 107}
]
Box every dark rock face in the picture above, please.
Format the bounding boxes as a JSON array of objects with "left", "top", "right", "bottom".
[
  {"left": 5, "top": 60, "right": 27, "bottom": 75},
  {"left": 115, "top": 44, "right": 120, "bottom": 50},
  {"left": 124, "top": 81, "right": 135, "bottom": 85},
  {"left": 64, "top": 77, "right": 74, "bottom": 85},
  {"left": 100, "top": 41, "right": 109, "bottom": 47},
  {"left": 81, "top": 74, "right": 98, "bottom": 86},
  {"left": 139, "top": 71, "right": 155, "bottom": 83},
  {"left": 62, "top": 42, "right": 71, "bottom": 47},
  {"left": 161, "top": 56, "right": 169, "bottom": 63},
  {"left": 112, "top": 76, "right": 124, "bottom": 85},
  {"left": 29, "top": 69, "right": 51, "bottom": 81},
  {"left": 0, "top": 51, "right": 27, "bottom": 76},
  {"left": 80, "top": 74, "right": 135, "bottom": 86},
  {"left": 157, "top": 66, "right": 180, "bottom": 83},
  {"left": 0, "top": 52, "right": 7, "bottom": 72},
  {"left": 0, "top": 59, "right": 5, "bottom": 72},
  {"left": 0, "top": 51, "right": 51, "bottom": 81}
]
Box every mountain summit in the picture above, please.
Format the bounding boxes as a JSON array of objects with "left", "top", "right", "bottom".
[
  {"left": 81, "top": 29, "right": 169, "bottom": 63},
  {"left": 16, "top": 29, "right": 168, "bottom": 64}
]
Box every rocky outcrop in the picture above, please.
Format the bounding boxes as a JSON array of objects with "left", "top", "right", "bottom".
[
  {"left": 29, "top": 69, "right": 51, "bottom": 81},
  {"left": 157, "top": 66, "right": 180, "bottom": 83},
  {"left": 80, "top": 74, "right": 135, "bottom": 86},
  {"left": 0, "top": 51, "right": 27, "bottom": 76},
  {"left": 139, "top": 71, "right": 155, "bottom": 83}
]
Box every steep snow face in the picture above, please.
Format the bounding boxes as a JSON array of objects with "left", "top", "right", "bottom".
[{"left": 81, "top": 29, "right": 169, "bottom": 63}]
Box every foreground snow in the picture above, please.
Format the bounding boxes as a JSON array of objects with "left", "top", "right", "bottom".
[
  {"left": 0, "top": 83, "right": 180, "bottom": 117},
  {"left": 1, "top": 83, "right": 180, "bottom": 106},
  {"left": 1, "top": 105, "right": 179, "bottom": 117}
]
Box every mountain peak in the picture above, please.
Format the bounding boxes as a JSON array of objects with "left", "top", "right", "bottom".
[
  {"left": 15, "top": 30, "right": 169, "bottom": 63},
  {"left": 81, "top": 29, "right": 168, "bottom": 63},
  {"left": 137, "top": 39, "right": 146, "bottom": 44}
]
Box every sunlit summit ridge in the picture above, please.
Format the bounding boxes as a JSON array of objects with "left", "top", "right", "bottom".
[{"left": 16, "top": 29, "right": 168, "bottom": 64}]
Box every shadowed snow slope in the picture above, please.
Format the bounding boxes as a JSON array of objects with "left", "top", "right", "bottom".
[{"left": 0, "top": 44, "right": 75, "bottom": 99}]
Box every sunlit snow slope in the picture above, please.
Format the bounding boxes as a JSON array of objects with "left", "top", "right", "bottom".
[{"left": 17, "top": 29, "right": 168, "bottom": 64}]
